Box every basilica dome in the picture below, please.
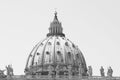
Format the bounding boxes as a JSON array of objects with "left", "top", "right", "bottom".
[{"left": 25, "top": 12, "right": 87, "bottom": 76}]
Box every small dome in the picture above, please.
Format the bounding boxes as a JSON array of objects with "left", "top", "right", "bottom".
[{"left": 25, "top": 12, "right": 87, "bottom": 76}]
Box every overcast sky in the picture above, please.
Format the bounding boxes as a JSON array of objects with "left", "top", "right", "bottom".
[{"left": 0, "top": 0, "right": 120, "bottom": 76}]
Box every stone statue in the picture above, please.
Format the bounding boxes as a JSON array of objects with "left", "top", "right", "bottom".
[
  {"left": 107, "top": 66, "right": 113, "bottom": 77},
  {"left": 100, "top": 66, "right": 105, "bottom": 77},
  {"left": 6, "top": 65, "right": 14, "bottom": 77},
  {"left": 0, "top": 69, "right": 6, "bottom": 78},
  {"left": 88, "top": 66, "right": 92, "bottom": 76}
]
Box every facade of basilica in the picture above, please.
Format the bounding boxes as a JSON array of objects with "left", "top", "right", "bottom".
[{"left": 0, "top": 12, "right": 120, "bottom": 80}]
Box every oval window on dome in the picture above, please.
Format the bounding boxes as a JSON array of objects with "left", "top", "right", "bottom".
[
  {"left": 35, "top": 62, "right": 37, "bottom": 65},
  {"left": 57, "top": 51, "right": 61, "bottom": 55},
  {"left": 68, "top": 52, "right": 72, "bottom": 60},
  {"left": 72, "top": 44, "right": 75, "bottom": 48},
  {"left": 37, "top": 52, "right": 40, "bottom": 55},
  {"left": 56, "top": 41, "right": 60, "bottom": 45},
  {"left": 68, "top": 52, "right": 71, "bottom": 56},
  {"left": 76, "top": 54, "right": 79, "bottom": 58},
  {"left": 65, "top": 42, "right": 69, "bottom": 46},
  {"left": 48, "top": 42, "right": 51, "bottom": 45},
  {"left": 61, "top": 59, "right": 63, "bottom": 62},
  {"left": 41, "top": 43, "right": 43, "bottom": 46},
  {"left": 62, "top": 37, "right": 64, "bottom": 40},
  {"left": 46, "top": 51, "right": 50, "bottom": 55}
]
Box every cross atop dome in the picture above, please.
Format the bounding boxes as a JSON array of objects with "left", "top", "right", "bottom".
[
  {"left": 54, "top": 11, "right": 58, "bottom": 21},
  {"left": 54, "top": 11, "right": 57, "bottom": 16}
]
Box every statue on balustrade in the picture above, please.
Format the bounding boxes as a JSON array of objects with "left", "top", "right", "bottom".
[
  {"left": 6, "top": 65, "right": 14, "bottom": 77},
  {"left": 88, "top": 66, "right": 92, "bottom": 76},
  {"left": 0, "top": 69, "right": 6, "bottom": 78},
  {"left": 100, "top": 66, "right": 105, "bottom": 77},
  {"left": 107, "top": 66, "right": 113, "bottom": 77}
]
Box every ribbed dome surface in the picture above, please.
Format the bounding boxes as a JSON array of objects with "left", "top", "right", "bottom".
[
  {"left": 26, "top": 36, "right": 86, "bottom": 66},
  {"left": 25, "top": 12, "right": 87, "bottom": 76}
]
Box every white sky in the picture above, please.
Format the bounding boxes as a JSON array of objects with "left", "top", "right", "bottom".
[{"left": 0, "top": 0, "right": 120, "bottom": 76}]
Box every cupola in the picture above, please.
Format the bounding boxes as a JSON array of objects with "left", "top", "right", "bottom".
[{"left": 47, "top": 11, "right": 65, "bottom": 37}]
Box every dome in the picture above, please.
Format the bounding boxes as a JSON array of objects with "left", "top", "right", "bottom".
[{"left": 25, "top": 12, "right": 87, "bottom": 76}]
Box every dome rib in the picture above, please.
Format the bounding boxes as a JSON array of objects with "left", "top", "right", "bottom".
[
  {"left": 31, "top": 37, "right": 50, "bottom": 66},
  {"left": 58, "top": 36, "right": 65, "bottom": 64},
  {"left": 40, "top": 36, "right": 52, "bottom": 68},
  {"left": 25, "top": 38, "right": 48, "bottom": 69},
  {"left": 53, "top": 36, "right": 57, "bottom": 66}
]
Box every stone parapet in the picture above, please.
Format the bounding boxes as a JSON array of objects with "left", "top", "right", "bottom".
[{"left": 2, "top": 75, "right": 120, "bottom": 80}]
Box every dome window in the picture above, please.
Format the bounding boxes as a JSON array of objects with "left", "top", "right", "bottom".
[
  {"left": 76, "top": 54, "right": 79, "bottom": 58},
  {"left": 68, "top": 52, "right": 71, "bottom": 56},
  {"left": 48, "top": 42, "right": 51, "bottom": 45},
  {"left": 61, "top": 59, "right": 63, "bottom": 62},
  {"left": 46, "top": 51, "right": 50, "bottom": 55},
  {"left": 37, "top": 52, "right": 40, "bottom": 55},
  {"left": 56, "top": 42, "right": 60, "bottom": 45},
  {"left": 57, "top": 51, "right": 61, "bottom": 55},
  {"left": 68, "top": 52, "right": 72, "bottom": 60},
  {"left": 62, "top": 37, "right": 64, "bottom": 39},
  {"left": 65, "top": 42, "right": 69, "bottom": 46},
  {"left": 41, "top": 43, "right": 43, "bottom": 46},
  {"left": 35, "top": 62, "right": 37, "bottom": 65},
  {"left": 72, "top": 44, "right": 75, "bottom": 48}
]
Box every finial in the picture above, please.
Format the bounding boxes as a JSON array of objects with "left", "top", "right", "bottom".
[
  {"left": 54, "top": 10, "right": 58, "bottom": 21},
  {"left": 54, "top": 11, "right": 57, "bottom": 16},
  {"left": 46, "top": 11, "right": 65, "bottom": 37},
  {"left": 54, "top": 8, "right": 57, "bottom": 16}
]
